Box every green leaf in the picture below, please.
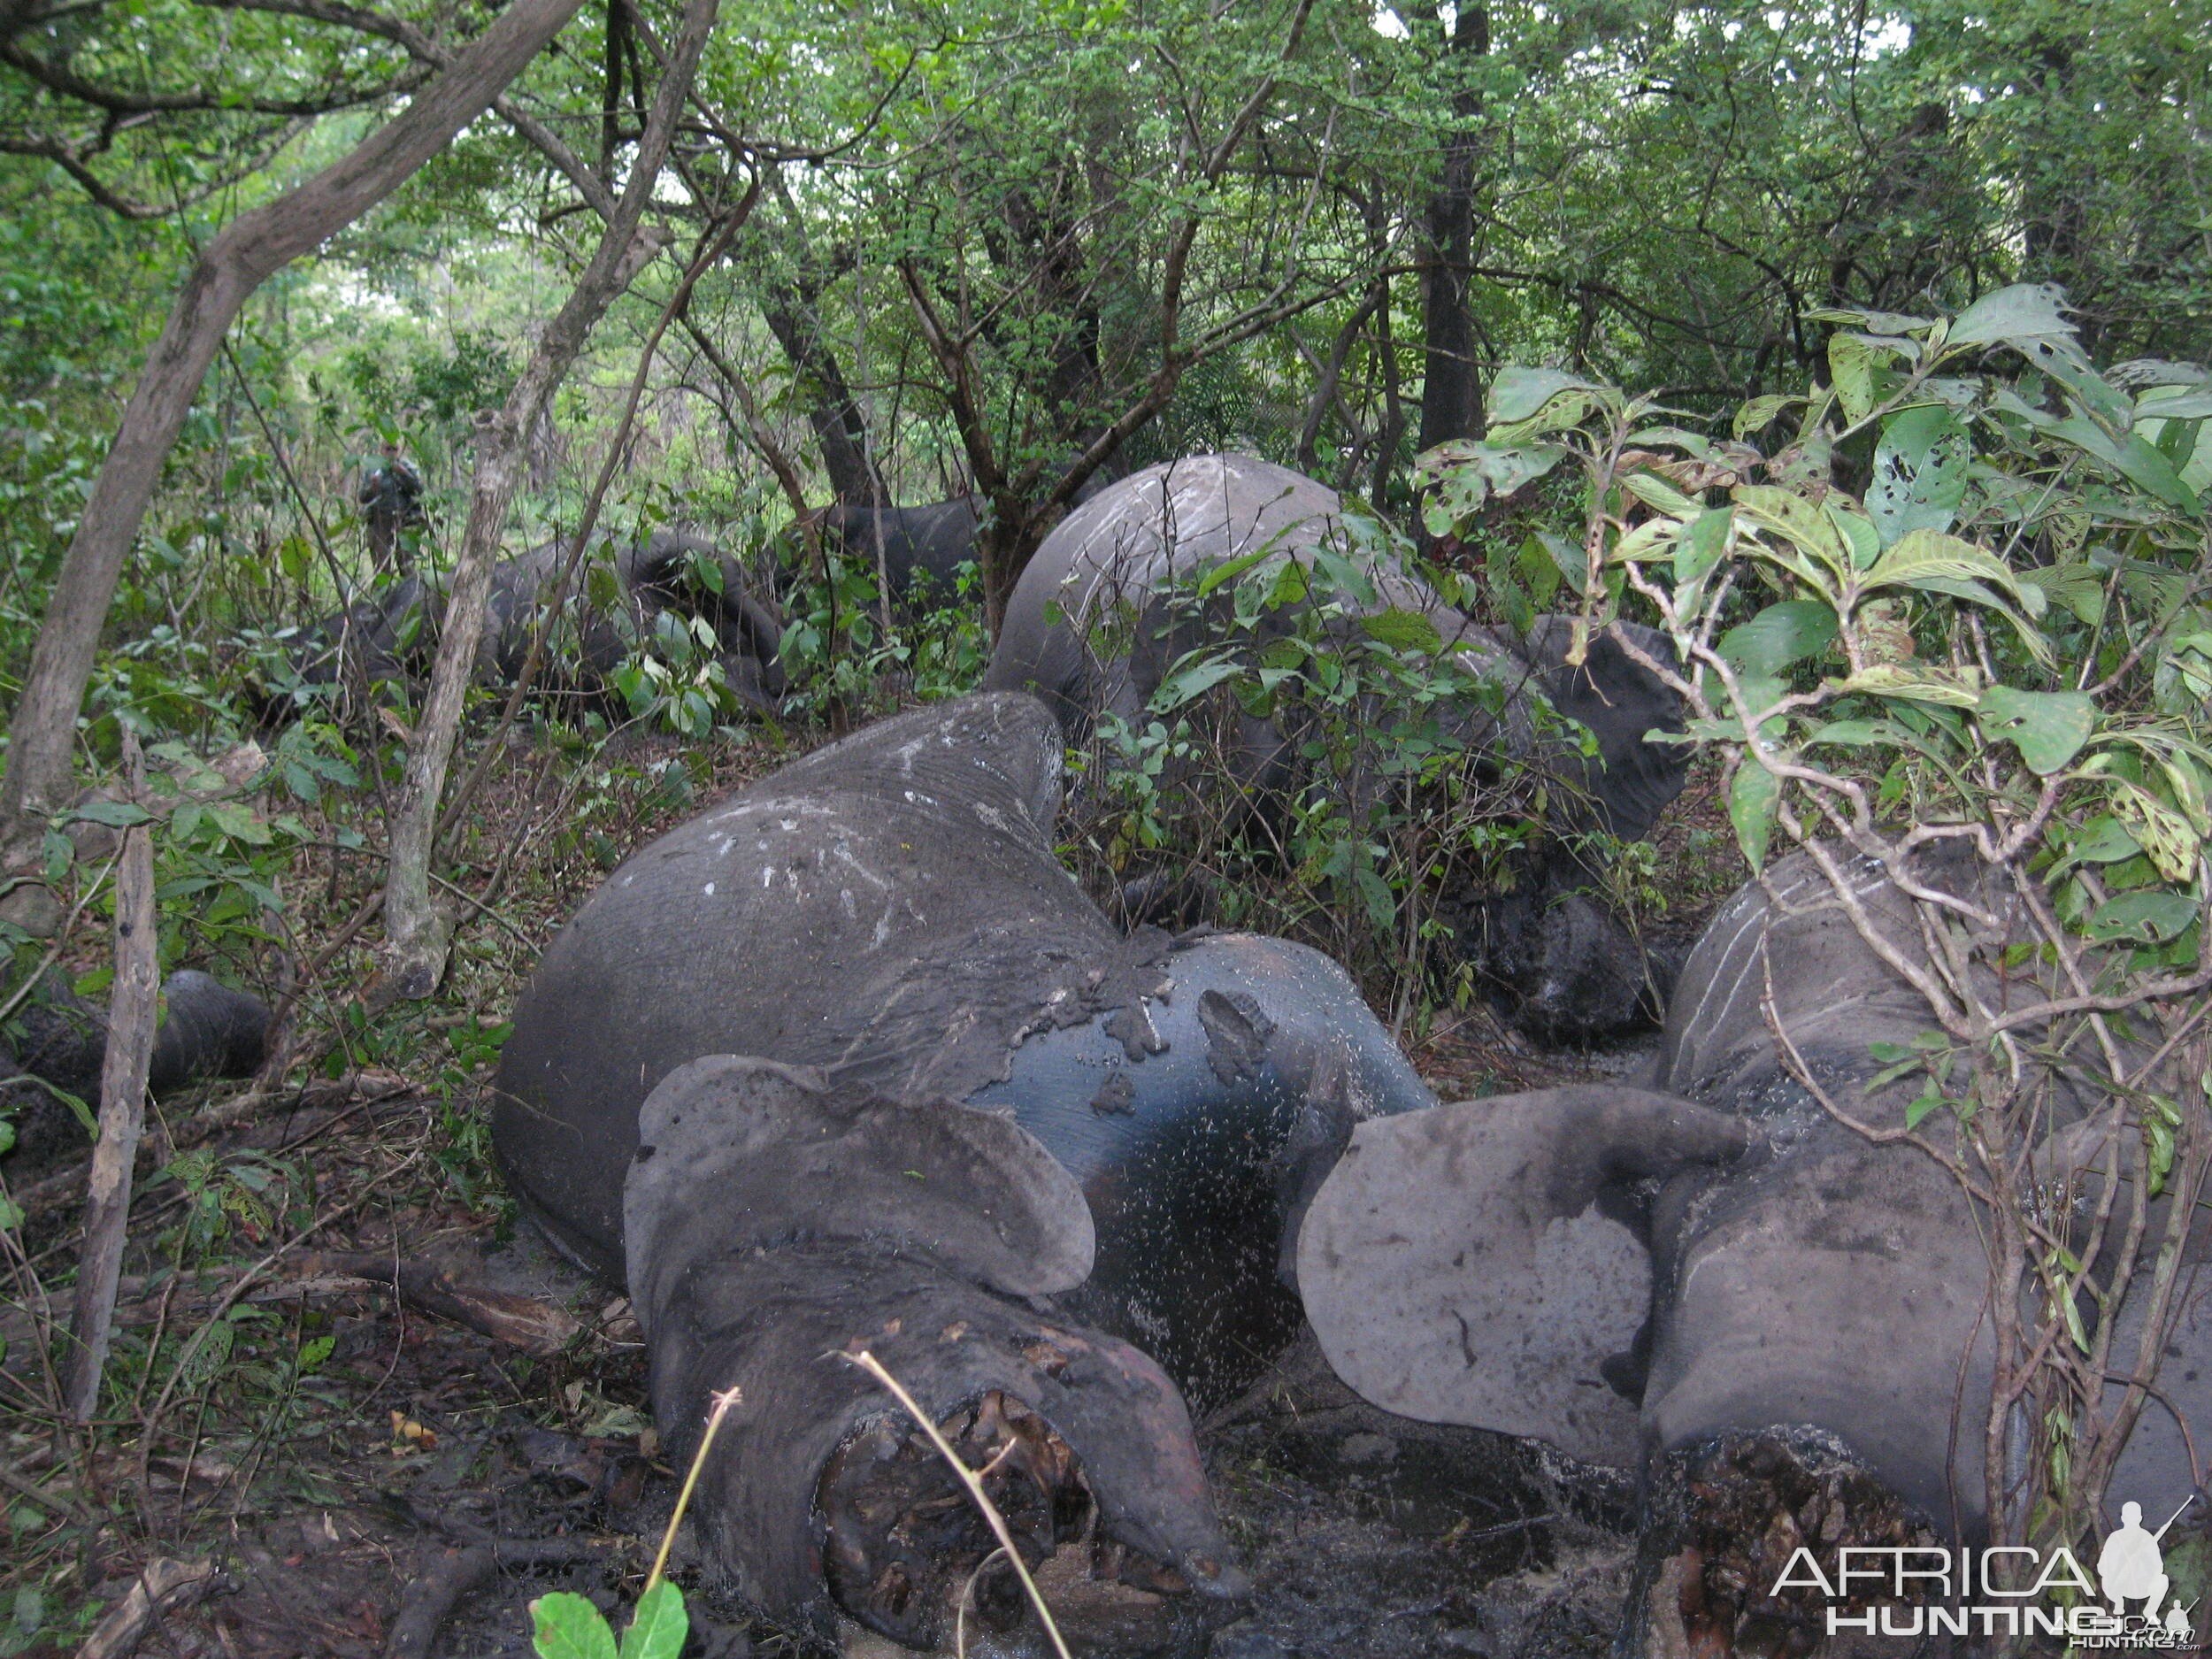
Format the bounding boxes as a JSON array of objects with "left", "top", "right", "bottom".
[
  {"left": 1828, "top": 333, "right": 1881, "bottom": 424},
  {"left": 1904, "top": 1090, "right": 1945, "bottom": 1131},
  {"left": 2085, "top": 892, "right": 2198, "bottom": 945},
  {"left": 2062, "top": 816, "right": 2141, "bottom": 866},
  {"left": 617, "top": 1586, "right": 687, "bottom": 1659},
  {"left": 1360, "top": 608, "right": 1443, "bottom": 656},
  {"left": 1946, "top": 283, "right": 2078, "bottom": 353},
  {"left": 2017, "top": 562, "right": 2107, "bottom": 626},
  {"left": 1194, "top": 546, "right": 1276, "bottom": 598},
  {"left": 1867, "top": 405, "right": 1970, "bottom": 546},
  {"left": 1529, "top": 530, "right": 1585, "bottom": 591},
  {"left": 1825, "top": 503, "right": 1882, "bottom": 569},
  {"left": 68, "top": 799, "right": 152, "bottom": 828},
  {"left": 1152, "top": 657, "right": 1243, "bottom": 710},
  {"left": 1732, "top": 484, "right": 1848, "bottom": 573},
  {"left": 530, "top": 1592, "right": 618, "bottom": 1659},
  {"left": 1802, "top": 718, "right": 1901, "bottom": 749},
  {"left": 1728, "top": 759, "right": 1780, "bottom": 871},
  {"left": 1624, "top": 424, "right": 1714, "bottom": 457},
  {"left": 2059, "top": 1281, "right": 2092, "bottom": 1354},
  {"left": 1620, "top": 470, "right": 1701, "bottom": 518},
  {"left": 1674, "top": 506, "right": 1732, "bottom": 587},
  {"left": 1351, "top": 863, "right": 1396, "bottom": 930},
  {"left": 1863, "top": 529, "right": 2024, "bottom": 603},
  {"left": 1732, "top": 394, "right": 1801, "bottom": 440},
  {"left": 1831, "top": 664, "right": 1985, "bottom": 706},
  {"left": 1486, "top": 367, "right": 1602, "bottom": 428},
  {"left": 1720, "top": 600, "right": 1838, "bottom": 676},
  {"left": 2135, "top": 383, "right": 2212, "bottom": 422},
  {"left": 1976, "top": 685, "right": 2093, "bottom": 776}
]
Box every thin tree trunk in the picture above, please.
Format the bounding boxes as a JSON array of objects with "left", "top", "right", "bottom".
[
  {"left": 1296, "top": 280, "right": 1386, "bottom": 474},
  {"left": 761, "top": 280, "right": 883, "bottom": 506},
  {"left": 376, "top": 0, "right": 720, "bottom": 999},
  {"left": 0, "top": 0, "right": 589, "bottom": 869},
  {"left": 64, "top": 731, "right": 156, "bottom": 1422},
  {"left": 1415, "top": 0, "right": 1489, "bottom": 456}
]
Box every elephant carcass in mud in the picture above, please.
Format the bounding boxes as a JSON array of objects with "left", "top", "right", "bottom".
[
  {"left": 280, "top": 528, "right": 786, "bottom": 714},
  {"left": 492, "top": 691, "right": 1434, "bottom": 1652},
  {"left": 3, "top": 969, "right": 272, "bottom": 1171},
  {"left": 982, "top": 453, "right": 1689, "bottom": 1041},
  {"left": 1296, "top": 848, "right": 2212, "bottom": 1649}
]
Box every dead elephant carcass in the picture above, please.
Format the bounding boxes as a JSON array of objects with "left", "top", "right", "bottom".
[{"left": 492, "top": 691, "right": 1435, "bottom": 1652}]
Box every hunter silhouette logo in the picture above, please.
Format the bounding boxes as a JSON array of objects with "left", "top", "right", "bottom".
[
  {"left": 1770, "top": 1495, "right": 2200, "bottom": 1646},
  {"left": 2095, "top": 1502, "right": 2195, "bottom": 1647}
]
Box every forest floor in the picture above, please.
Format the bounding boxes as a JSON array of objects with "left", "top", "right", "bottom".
[{"left": 0, "top": 716, "right": 1742, "bottom": 1659}]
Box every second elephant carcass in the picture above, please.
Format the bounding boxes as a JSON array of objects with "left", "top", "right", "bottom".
[
  {"left": 1296, "top": 847, "right": 2212, "bottom": 1650},
  {"left": 983, "top": 452, "right": 1689, "bottom": 1042},
  {"left": 275, "top": 527, "right": 785, "bottom": 717}
]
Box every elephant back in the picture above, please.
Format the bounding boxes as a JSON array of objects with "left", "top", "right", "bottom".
[{"left": 491, "top": 693, "right": 1155, "bottom": 1275}]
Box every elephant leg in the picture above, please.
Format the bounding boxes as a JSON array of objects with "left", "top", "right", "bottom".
[
  {"left": 1467, "top": 869, "right": 1672, "bottom": 1044},
  {"left": 148, "top": 970, "right": 272, "bottom": 1094}
]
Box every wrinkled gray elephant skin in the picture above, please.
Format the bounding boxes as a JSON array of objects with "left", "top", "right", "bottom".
[
  {"left": 1300, "top": 847, "right": 2212, "bottom": 1646},
  {"left": 2, "top": 968, "right": 272, "bottom": 1171},
  {"left": 805, "top": 497, "right": 982, "bottom": 613},
  {"left": 797, "top": 470, "right": 1125, "bottom": 616},
  {"left": 981, "top": 454, "right": 1687, "bottom": 1041},
  {"left": 492, "top": 691, "right": 1432, "bottom": 1649},
  {"left": 283, "top": 527, "right": 786, "bottom": 715}
]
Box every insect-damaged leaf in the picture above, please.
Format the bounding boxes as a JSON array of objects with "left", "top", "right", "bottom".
[
  {"left": 1946, "top": 283, "right": 2079, "bottom": 353},
  {"left": 1868, "top": 405, "right": 1971, "bottom": 546},
  {"left": 1486, "top": 366, "right": 1604, "bottom": 427},
  {"left": 530, "top": 1594, "right": 618, "bottom": 1659},
  {"left": 2085, "top": 892, "right": 2199, "bottom": 946},
  {"left": 1976, "top": 685, "right": 2093, "bottom": 776}
]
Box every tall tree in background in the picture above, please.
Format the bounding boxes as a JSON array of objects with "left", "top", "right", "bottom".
[{"left": 1411, "top": 0, "right": 1491, "bottom": 453}]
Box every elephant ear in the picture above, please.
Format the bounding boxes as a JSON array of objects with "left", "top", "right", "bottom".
[
  {"left": 624, "top": 1056, "right": 1095, "bottom": 1325},
  {"left": 1296, "top": 1086, "right": 1747, "bottom": 1469}
]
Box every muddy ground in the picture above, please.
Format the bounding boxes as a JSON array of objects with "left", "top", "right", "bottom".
[{"left": 0, "top": 732, "right": 1740, "bottom": 1659}]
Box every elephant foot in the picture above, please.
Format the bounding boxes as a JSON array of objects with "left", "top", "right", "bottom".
[{"left": 820, "top": 1389, "right": 1223, "bottom": 1656}]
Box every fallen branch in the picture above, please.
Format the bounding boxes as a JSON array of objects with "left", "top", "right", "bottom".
[
  {"left": 15, "top": 1071, "right": 415, "bottom": 1222},
  {"left": 383, "top": 1534, "right": 611, "bottom": 1659},
  {"left": 73, "top": 1558, "right": 223, "bottom": 1659},
  {"left": 262, "top": 1252, "right": 582, "bottom": 1356}
]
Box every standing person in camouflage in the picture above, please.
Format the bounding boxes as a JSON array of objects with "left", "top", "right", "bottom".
[{"left": 358, "top": 441, "right": 424, "bottom": 577}]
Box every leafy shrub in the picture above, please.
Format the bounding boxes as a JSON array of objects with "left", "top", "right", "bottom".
[
  {"left": 1063, "top": 513, "right": 1591, "bottom": 1025},
  {"left": 1425, "top": 283, "right": 2212, "bottom": 1554}
]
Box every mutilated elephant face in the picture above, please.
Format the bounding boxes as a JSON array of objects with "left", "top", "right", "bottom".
[{"left": 623, "top": 1057, "right": 1247, "bottom": 1654}]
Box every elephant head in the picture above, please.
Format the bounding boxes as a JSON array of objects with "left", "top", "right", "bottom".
[
  {"left": 625, "top": 1056, "right": 1243, "bottom": 1653},
  {"left": 1297, "top": 848, "right": 2212, "bottom": 1650}
]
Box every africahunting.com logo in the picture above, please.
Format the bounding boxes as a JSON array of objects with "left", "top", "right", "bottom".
[{"left": 1770, "top": 1500, "right": 2199, "bottom": 1647}]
